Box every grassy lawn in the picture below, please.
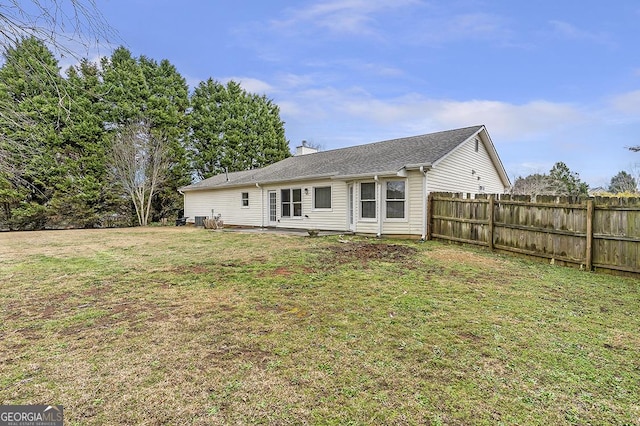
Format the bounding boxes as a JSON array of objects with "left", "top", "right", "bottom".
[{"left": 0, "top": 227, "right": 638, "bottom": 425}]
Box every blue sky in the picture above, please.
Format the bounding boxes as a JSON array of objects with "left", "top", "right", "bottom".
[{"left": 92, "top": 0, "right": 640, "bottom": 187}]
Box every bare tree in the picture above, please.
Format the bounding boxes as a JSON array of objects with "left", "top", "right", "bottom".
[
  {"left": 628, "top": 162, "right": 640, "bottom": 192},
  {"left": 0, "top": 0, "right": 113, "bottom": 59},
  {"left": 109, "top": 121, "right": 169, "bottom": 226},
  {"left": 510, "top": 173, "right": 551, "bottom": 196}
]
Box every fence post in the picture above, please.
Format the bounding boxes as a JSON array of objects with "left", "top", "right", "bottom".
[
  {"left": 585, "top": 198, "right": 594, "bottom": 271},
  {"left": 426, "top": 192, "right": 433, "bottom": 240},
  {"left": 488, "top": 195, "right": 495, "bottom": 251}
]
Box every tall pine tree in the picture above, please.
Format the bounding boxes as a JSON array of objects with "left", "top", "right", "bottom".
[
  {"left": 0, "top": 41, "right": 291, "bottom": 228},
  {"left": 53, "top": 59, "right": 120, "bottom": 227},
  {"left": 0, "top": 37, "right": 66, "bottom": 229},
  {"left": 189, "top": 79, "right": 290, "bottom": 180}
]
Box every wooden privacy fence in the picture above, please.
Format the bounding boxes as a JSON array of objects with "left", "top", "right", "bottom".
[{"left": 427, "top": 192, "right": 640, "bottom": 275}]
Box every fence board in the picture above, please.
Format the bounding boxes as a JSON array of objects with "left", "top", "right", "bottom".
[{"left": 428, "top": 192, "right": 640, "bottom": 275}]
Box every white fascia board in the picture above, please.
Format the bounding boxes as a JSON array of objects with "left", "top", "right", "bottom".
[
  {"left": 334, "top": 170, "right": 403, "bottom": 180},
  {"left": 405, "top": 163, "right": 432, "bottom": 171}
]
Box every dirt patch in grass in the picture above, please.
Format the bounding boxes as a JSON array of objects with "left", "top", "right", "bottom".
[{"left": 1, "top": 229, "right": 639, "bottom": 425}]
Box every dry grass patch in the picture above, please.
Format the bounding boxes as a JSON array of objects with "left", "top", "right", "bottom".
[
  {"left": 0, "top": 228, "right": 638, "bottom": 425},
  {"left": 426, "top": 245, "right": 510, "bottom": 269}
]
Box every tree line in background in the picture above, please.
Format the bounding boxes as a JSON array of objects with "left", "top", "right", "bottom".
[
  {"left": 1, "top": 1, "right": 638, "bottom": 230},
  {"left": 511, "top": 161, "right": 639, "bottom": 198},
  {"left": 0, "top": 38, "right": 290, "bottom": 230}
]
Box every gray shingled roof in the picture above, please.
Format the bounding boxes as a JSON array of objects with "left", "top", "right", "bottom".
[{"left": 180, "top": 125, "right": 484, "bottom": 191}]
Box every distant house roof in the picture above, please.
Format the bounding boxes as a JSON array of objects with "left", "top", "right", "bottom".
[
  {"left": 180, "top": 125, "right": 506, "bottom": 191},
  {"left": 588, "top": 186, "right": 608, "bottom": 196}
]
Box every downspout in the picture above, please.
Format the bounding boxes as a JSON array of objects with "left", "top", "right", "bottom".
[
  {"left": 375, "top": 175, "right": 382, "bottom": 238},
  {"left": 420, "top": 166, "right": 427, "bottom": 240}
]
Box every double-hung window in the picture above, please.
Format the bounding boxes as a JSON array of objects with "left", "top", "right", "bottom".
[
  {"left": 386, "top": 180, "right": 406, "bottom": 219},
  {"left": 360, "top": 182, "right": 376, "bottom": 219},
  {"left": 241, "top": 192, "right": 249, "bottom": 207},
  {"left": 281, "top": 188, "right": 302, "bottom": 217}
]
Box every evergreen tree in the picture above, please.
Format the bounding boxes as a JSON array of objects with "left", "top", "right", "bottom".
[
  {"left": 0, "top": 40, "right": 291, "bottom": 228},
  {"left": 189, "top": 79, "right": 290, "bottom": 180},
  {"left": 511, "top": 162, "right": 589, "bottom": 197},
  {"left": 548, "top": 162, "right": 589, "bottom": 197},
  {"left": 0, "top": 37, "right": 66, "bottom": 229},
  {"left": 101, "top": 47, "right": 150, "bottom": 126},
  {"left": 53, "top": 59, "right": 120, "bottom": 227},
  {"left": 608, "top": 171, "right": 638, "bottom": 194}
]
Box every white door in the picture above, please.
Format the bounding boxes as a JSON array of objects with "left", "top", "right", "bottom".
[{"left": 268, "top": 191, "right": 277, "bottom": 225}]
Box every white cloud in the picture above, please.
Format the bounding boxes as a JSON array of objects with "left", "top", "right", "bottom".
[
  {"left": 222, "top": 77, "right": 274, "bottom": 95},
  {"left": 275, "top": 84, "right": 587, "bottom": 143},
  {"left": 426, "top": 99, "right": 586, "bottom": 140},
  {"left": 338, "top": 94, "right": 585, "bottom": 141},
  {"left": 278, "top": 73, "right": 317, "bottom": 89},
  {"left": 271, "top": 3, "right": 513, "bottom": 47},
  {"left": 272, "top": 0, "right": 421, "bottom": 36},
  {"left": 273, "top": 81, "right": 639, "bottom": 186},
  {"left": 547, "top": 20, "right": 614, "bottom": 46},
  {"left": 415, "top": 13, "right": 513, "bottom": 45},
  {"left": 610, "top": 90, "right": 640, "bottom": 115}
]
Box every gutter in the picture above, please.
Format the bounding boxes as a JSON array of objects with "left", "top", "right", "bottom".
[
  {"left": 180, "top": 173, "right": 338, "bottom": 192},
  {"left": 335, "top": 170, "right": 401, "bottom": 180},
  {"left": 181, "top": 165, "right": 433, "bottom": 192}
]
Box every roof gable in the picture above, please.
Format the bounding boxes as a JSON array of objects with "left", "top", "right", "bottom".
[{"left": 180, "top": 125, "right": 507, "bottom": 191}]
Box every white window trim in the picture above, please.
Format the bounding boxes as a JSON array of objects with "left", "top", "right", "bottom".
[
  {"left": 241, "top": 192, "right": 249, "bottom": 209},
  {"left": 312, "top": 185, "right": 332, "bottom": 211},
  {"left": 281, "top": 188, "right": 303, "bottom": 219},
  {"left": 359, "top": 181, "right": 377, "bottom": 222},
  {"left": 384, "top": 179, "right": 408, "bottom": 222}
]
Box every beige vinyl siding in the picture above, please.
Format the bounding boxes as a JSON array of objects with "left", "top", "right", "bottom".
[
  {"left": 349, "top": 173, "right": 426, "bottom": 236},
  {"left": 183, "top": 187, "right": 262, "bottom": 226},
  {"left": 427, "top": 136, "right": 506, "bottom": 194},
  {"left": 183, "top": 132, "right": 504, "bottom": 236},
  {"left": 408, "top": 170, "right": 426, "bottom": 234},
  {"left": 261, "top": 179, "right": 350, "bottom": 231},
  {"left": 379, "top": 172, "right": 425, "bottom": 236},
  {"left": 185, "top": 180, "right": 349, "bottom": 230},
  {"left": 353, "top": 180, "right": 378, "bottom": 235}
]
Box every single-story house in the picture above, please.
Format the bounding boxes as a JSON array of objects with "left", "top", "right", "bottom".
[{"left": 179, "top": 125, "right": 510, "bottom": 238}]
